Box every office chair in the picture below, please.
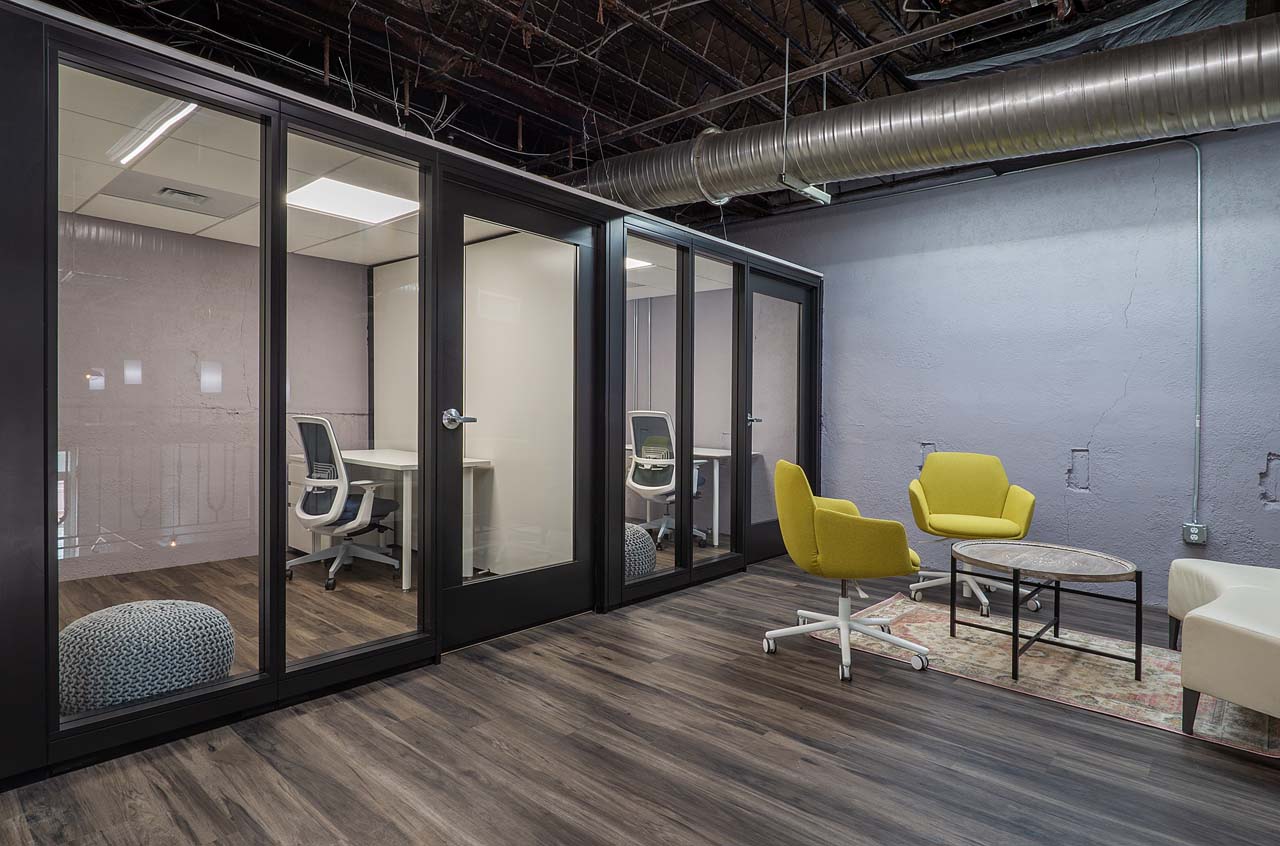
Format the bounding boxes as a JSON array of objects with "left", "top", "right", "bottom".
[
  {"left": 625, "top": 410, "right": 707, "bottom": 550},
  {"left": 766, "top": 460, "right": 929, "bottom": 680},
  {"left": 907, "top": 451, "right": 1039, "bottom": 616},
  {"left": 286, "top": 415, "right": 401, "bottom": 591}
]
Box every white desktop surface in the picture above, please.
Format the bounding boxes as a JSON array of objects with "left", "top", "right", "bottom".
[
  {"left": 291, "top": 451, "right": 492, "bottom": 588},
  {"left": 624, "top": 445, "right": 761, "bottom": 547}
]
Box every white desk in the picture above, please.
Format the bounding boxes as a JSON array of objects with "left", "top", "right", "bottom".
[
  {"left": 327, "top": 450, "right": 492, "bottom": 591},
  {"left": 625, "top": 446, "right": 760, "bottom": 548}
]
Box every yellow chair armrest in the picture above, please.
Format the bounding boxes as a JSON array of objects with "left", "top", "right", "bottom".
[
  {"left": 908, "top": 479, "right": 931, "bottom": 533},
  {"left": 1001, "top": 485, "right": 1036, "bottom": 537},
  {"left": 814, "top": 508, "right": 918, "bottom": 580},
  {"left": 814, "top": 495, "right": 860, "bottom": 517}
]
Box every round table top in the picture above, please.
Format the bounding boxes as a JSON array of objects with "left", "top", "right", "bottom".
[{"left": 950, "top": 540, "right": 1139, "bottom": 583}]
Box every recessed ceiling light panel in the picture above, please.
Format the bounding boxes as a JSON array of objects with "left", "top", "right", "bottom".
[
  {"left": 625, "top": 258, "right": 653, "bottom": 270},
  {"left": 286, "top": 177, "right": 418, "bottom": 225}
]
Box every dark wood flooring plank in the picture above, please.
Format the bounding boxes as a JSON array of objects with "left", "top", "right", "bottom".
[{"left": 9, "top": 556, "right": 1280, "bottom": 846}]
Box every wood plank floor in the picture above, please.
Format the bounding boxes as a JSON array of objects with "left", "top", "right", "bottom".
[
  {"left": 15, "top": 558, "right": 1280, "bottom": 845},
  {"left": 59, "top": 555, "right": 417, "bottom": 671}
]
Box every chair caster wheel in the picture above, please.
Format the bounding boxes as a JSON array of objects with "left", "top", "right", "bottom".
[
  {"left": 910, "top": 591, "right": 923, "bottom": 602},
  {"left": 1026, "top": 599, "right": 1042, "bottom": 612},
  {"left": 979, "top": 604, "right": 991, "bottom": 618},
  {"left": 324, "top": 578, "right": 336, "bottom": 591},
  {"left": 762, "top": 637, "right": 777, "bottom": 655},
  {"left": 655, "top": 542, "right": 664, "bottom": 551},
  {"left": 911, "top": 654, "right": 929, "bottom": 671},
  {"left": 285, "top": 570, "right": 293, "bottom": 582},
  {"left": 838, "top": 663, "right": 852, "bottom": 682}
]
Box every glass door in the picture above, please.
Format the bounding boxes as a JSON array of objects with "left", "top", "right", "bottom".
[
  {"left": 743, "top": 270, "right": 817, "bottom": 563},
  {"left": 436, "top": 182, "right": 595, "bottom": 648}
]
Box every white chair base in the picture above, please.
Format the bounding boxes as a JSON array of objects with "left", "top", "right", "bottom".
[
  {"left": 910, "top": 565, "right": 1041, "bottom": 617},
  {"left": 763, "top": 582, "right": 930, "bottom": 681},
  {"left": 638, "top": 515, "right": 707, "bottom": 547},
  {"left": 286, "top": 535, "right": 400, "bottom": 591}
]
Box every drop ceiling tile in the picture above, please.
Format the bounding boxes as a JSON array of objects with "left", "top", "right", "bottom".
[
  {"left": 286, "top": 134, "right": 362, "bottom": 176},
  {"left": 298, "top": 224, "right": 419, "bottom": 266},
  {"left": 327, "top": 155, "right": 419, "bottom": 203},
  {"left": 78, "top": 194, "right": 224, "bottom": 235},
  {"left": 390, "top": 213, "right": 419, "bottom": 235},
  {"left": 58, "top": 155, "right": 122, "bottom": 213},
  {"left": 199, "top": 206, "right": 261, "bottom": 248},
  {"left": 287, "top": 206, "right": 367, "bottom": 251},
  {"left": 463, "top": 217, "right": 514, "bottom": 243},
  {"left": 58, "top": 111, "right": 133, "bottom": 166},
  {"left": 170, "top": 108, "right": 262, "bottom": 160},
  {"left": 58, "top": 65, "right": 173, "bottom": 128},
  {"left": 132, "top": 136, "right": 261, "bottom": 198}
]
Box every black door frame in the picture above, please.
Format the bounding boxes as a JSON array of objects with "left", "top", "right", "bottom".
[
  {"left": 0, "top": 0, "right": 820, "bottom": 787},
  {"left": 741, "top": 269, "right": 821, "bottom": 564},
  {"left": 435, "top": 178, "right": 598, "bottom": 649}
]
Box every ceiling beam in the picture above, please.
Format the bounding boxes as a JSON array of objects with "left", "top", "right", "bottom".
[
  {"left": 803, "top": 0, "right": 918, "bottom": 91},
  {"left": 600, "top": 0, "right": 786, "bottom": 120}
]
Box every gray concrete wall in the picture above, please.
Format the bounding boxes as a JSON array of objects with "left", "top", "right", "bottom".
[{"left": 731, "top": 123, "right": 1280, "bottom": 607}]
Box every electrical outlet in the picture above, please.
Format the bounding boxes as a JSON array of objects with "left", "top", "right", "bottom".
[{"left": 1182, "top": 522, "right": 1208, "bottom": 545}]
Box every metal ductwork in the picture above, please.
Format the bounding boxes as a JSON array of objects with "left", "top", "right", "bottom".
[{"left": 565, "top": 14, "right": 1280, "bottom": 210}]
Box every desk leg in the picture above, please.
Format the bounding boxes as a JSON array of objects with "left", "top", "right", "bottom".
[
  {"left": 711, "top": 458, "right": 720, "bottom": 548},
  {"left": 949, "top": 554, "right": 957, "bottom": 638},
  {"left": 401, "top": 468, "right": 413, "bottom": 591},
  {"left": 1135, "top": 571, "right": 1143, "bottom": 681},
  {"left": 462, "top": 467, "right": 475, "bottom": 579},
  {"left": 1011, "top": 568, "right": 1022, "bottom": 681}
]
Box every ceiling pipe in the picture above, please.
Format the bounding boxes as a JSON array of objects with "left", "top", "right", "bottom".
[{"left": 564, "top": 13, "right": 1280, "bottom": 209}]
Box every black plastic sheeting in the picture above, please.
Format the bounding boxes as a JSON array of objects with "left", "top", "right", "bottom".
[{"left": 909, "top": 0, "right": 1247, "bottom": 82}]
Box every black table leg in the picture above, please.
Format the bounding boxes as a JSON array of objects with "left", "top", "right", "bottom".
[
  {"left": 1011, "top": 568, "right": 1021, "bottom": 681},
  {"left": 1135, "top": 571, "right": 1143, "bottom": 681},
  {"left": 1053, "top": 580, "right": 1061, "bottom": 638},
  {"left": 949, "top": 552, "right": 957, "bottom": 638}
]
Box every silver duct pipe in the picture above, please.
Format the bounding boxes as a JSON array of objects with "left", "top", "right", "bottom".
[{"left": 566, "top": 14, "right": 1280, "bottom": 209}]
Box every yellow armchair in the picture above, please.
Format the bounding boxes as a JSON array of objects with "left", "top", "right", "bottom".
[
  {"left": 907, "top": 452, "right": 1038, "bottom": 615},
  {"left": 767, "top": 460, "right": 930, "bottom": 679}
]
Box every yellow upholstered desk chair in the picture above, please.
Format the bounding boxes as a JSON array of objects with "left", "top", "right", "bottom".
[
  {"left": 907, "top": 451, "right": 1039, "bottom": 617},
  {"left": 766, "top": 460, "right": 930, "bottom": 681}
]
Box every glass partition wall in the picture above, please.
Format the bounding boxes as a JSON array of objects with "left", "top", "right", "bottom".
[
  {"left": 624, "top": 235, "right": 683, "bottom": 584},
  {"left": 622, "top": 234, "right": 742, "bottom": 594},
  {"left": 56, "top": 65, "right": 265, "bottom": 719},
  {"left": 282, "top": 130, "right": 422, "bottom": 664},
  {"left": 692, "top": 254, "right": 737, "bottom": 568}
]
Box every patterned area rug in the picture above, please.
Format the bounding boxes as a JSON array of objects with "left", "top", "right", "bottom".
[{"left": 811, "top": 593, "right": 1279, "bottom": 758}]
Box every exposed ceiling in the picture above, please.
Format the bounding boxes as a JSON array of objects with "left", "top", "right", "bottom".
[{"left": 47, "top": 0, "right": 1262, "bottom": 232}]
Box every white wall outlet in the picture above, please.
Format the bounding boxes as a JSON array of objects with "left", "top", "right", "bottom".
[{"left": 1182, "top": 522, "right": 1208, "bottom": 545}]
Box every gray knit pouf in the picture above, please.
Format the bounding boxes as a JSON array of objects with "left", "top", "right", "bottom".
[
  {"left": 59, "top": 600, "right": 235, "bottom": 716},
  {"left": 624, "top": 523, "right": 657, "bottom": 580}
]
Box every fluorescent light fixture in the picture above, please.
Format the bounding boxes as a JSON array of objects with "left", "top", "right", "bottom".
[
  {"left": 287, "top": 177, "right": 418, "bottom": 224},
  {"left": 119, "top": 102, "right": 198, "bottom": 165},
  {"left": 624, "top": 257, "right": 653, "bottom": 270}
]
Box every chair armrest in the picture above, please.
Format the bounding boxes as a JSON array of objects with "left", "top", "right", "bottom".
[
  {"left": 814, "top": 495, "right": 859, "bottom": 517},
  {"left": 814, "top": 508, "right": 917, "bottom": 580},
  {"left": 1001, "top": 485, "right": 1035, "bottom": 538},
  {"left": 908, "top": 479, "right": 931, "bottom": 533},
  {"left": 350, "top": 480, "right": 390, "bottom": 490}
]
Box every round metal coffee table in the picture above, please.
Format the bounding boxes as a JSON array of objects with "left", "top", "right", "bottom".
[{"left": 949, "top": 540, "right": 1143, "bottom": 681}]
